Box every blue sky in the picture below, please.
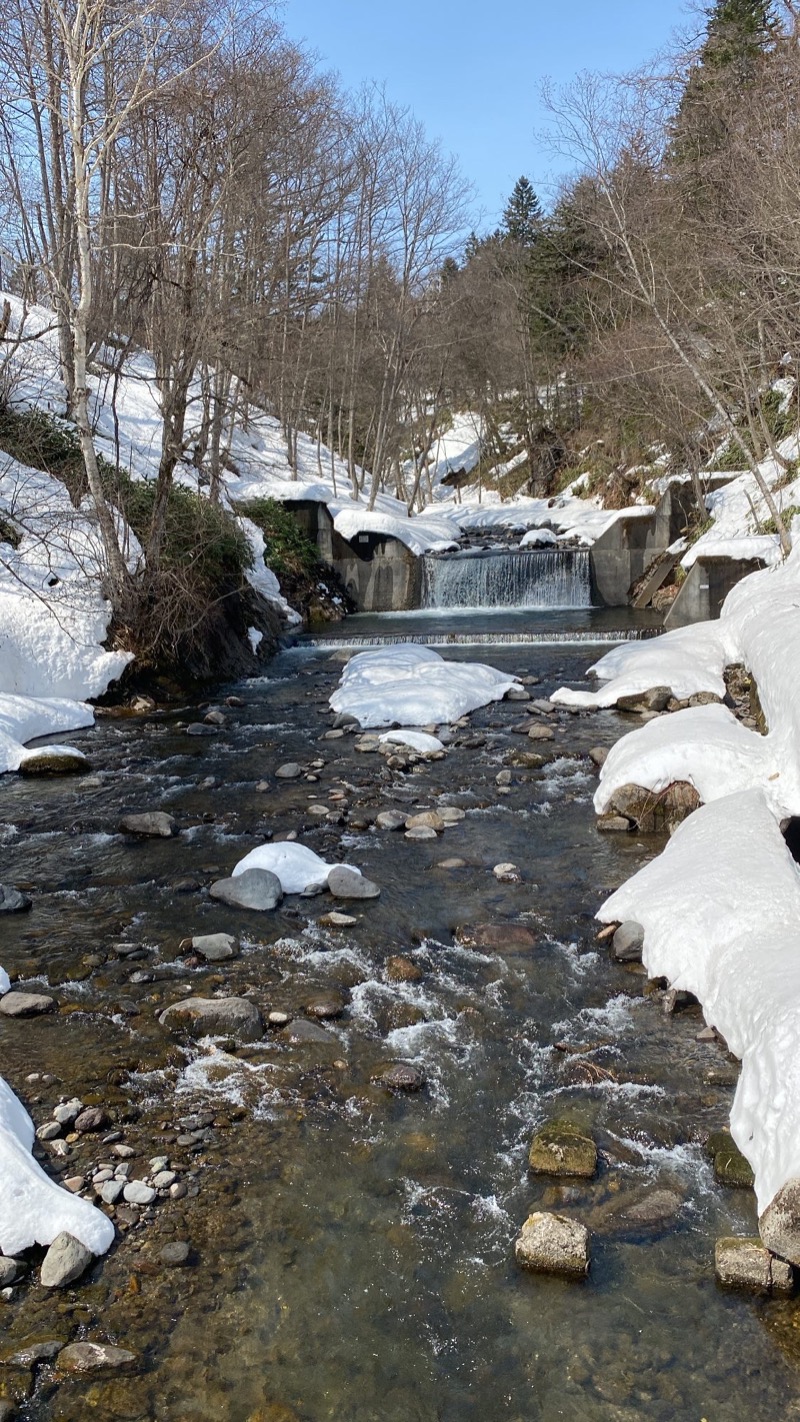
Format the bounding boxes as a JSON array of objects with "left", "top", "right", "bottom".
[{"left": 283, "top": 0, "right": 695, "bottom": 230}]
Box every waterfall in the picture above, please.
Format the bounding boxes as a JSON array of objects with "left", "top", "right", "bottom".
[{"left": 420, "top": 548, "right": 593, "bottom": 610}]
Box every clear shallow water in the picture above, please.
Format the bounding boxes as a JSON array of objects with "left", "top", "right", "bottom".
[{"left": 1, "top": 621, "right": 799, "bottom": 1420}]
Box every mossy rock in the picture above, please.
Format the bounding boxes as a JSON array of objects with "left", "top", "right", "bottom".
[
  {"left": 706, "top": 1131, "right": 755, "bottom": 1189},
  {"left": 529, "top": 1121, "right": 598, "bottom": 1179}
]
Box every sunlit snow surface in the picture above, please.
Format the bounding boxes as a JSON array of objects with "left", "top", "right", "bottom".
[{"left": 329, "top": 645, "right": 521, "bottom": 728}]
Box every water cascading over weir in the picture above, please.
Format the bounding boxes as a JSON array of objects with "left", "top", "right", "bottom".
[{"left": 420, "top": 547, "right": 593, "bottom": 610}]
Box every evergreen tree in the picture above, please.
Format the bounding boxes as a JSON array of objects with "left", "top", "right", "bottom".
[
  {"left": 702, "top": 0, "right": 777, "bottom": 78},
  {"left": 502, "top": 176, "right": 543, "bottom": 248}
]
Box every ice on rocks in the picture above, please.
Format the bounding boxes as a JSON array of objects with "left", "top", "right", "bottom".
[
  {"left": 330, "top": 645, "right": 521, "bottom": 729},
  {"left": 378, "top": 729, "right": 444, "bottom": 754}
]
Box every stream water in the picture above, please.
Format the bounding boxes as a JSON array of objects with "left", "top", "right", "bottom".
[{"left": 1, "top": 610, "right": 799, "bottom": 1420}]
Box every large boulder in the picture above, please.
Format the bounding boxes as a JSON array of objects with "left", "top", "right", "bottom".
[
  {"left": 604, "top": 781, "right": 701, "bottom": 834},
  {"left": 159, "top": 997, "right": 262, "bottom": 1042},
  {"left": 514, "top": 1212, "right": 590, "bottom": 1277},
  {"left": 19, "top": 748, "right": 89, "bottom": 777}
]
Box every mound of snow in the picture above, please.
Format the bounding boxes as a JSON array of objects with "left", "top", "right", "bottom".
[
  {"left": 379, "top": 729, "right": 444, "bottom": 754},
  {"left": 329, "top": 646, "right": 520, "bottom": 728},
  {"left": 519, "top": 528, "right": 557, "bottom": 548},
  {"left": 0, "top": 967, "right": 9, "bottom": 995},
  {"left": 0, "top": 1075, "right": 115, "bottom": 1256},
  {"left": 232, "top": 842, "right": 358, "bottom": 895}
]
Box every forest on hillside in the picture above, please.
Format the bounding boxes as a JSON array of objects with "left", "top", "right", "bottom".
[{"left": 0, "top": 0, "right": 798, "bottom": 623}]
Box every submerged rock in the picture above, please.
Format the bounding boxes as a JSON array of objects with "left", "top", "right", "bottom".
[
  {"left": 209, "top": 869, "right": 283, "bottom": 911},
  {"left": 371, "top": 1062, "right": 425, "bottom": 1092},
  {"left": 458, "top": 923, "right": 537, "bottom": 954},
  {"left": 715, "top": 1237, "right": 794, "bottom": 1294},
  {"left": 528, "top": 1122, "right": 597, "bottom": 1179},
  {"left": 159, "top": 996, "right": 263, "bottom": 1042},
  {"left": 280, "top": 1019, "right": 335, "bottom": 1045},
  {"left": 40, "top": 1233, "right": 94, "bottom": 1289},
  {"left": 56, "top": 1342, "right": 137, "bottom": 1373},
  {"left": 386, "top": 956, "right": 423, "bottom": 984},
  {"left": 119, "top": 812, "right": 176, "bottom": 838},
  {"left": 514, "top": 1211, "right": 590, "bottom": 1277}
]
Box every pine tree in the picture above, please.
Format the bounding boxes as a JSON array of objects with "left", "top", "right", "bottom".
[
  {"left": 702, "top": 0, "right": 777, "bottom": 78},
  {"left": 502, "top": 177, "right": 543, "bottom": 248}
]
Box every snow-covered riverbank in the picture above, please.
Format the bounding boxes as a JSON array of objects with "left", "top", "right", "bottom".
[{"left": 553, "top": 543, "right": 800, "bottom": 1256}]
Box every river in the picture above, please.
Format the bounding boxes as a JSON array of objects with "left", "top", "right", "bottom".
[{"left": 1, "top": 609, "right": 799, "bottom": 1420}]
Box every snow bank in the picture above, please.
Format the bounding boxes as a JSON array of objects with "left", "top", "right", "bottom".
[
  {"left": 0, "top": 967, "right": 9, "bottom": 995},
  {"left": 238, "top": 518, "right": 302, "bottom": 626},
  {"left": 0, "top": 693, "right": 95, "bottom": 775},
  {"left": 329, "top": 646, "right": 520, "bottom": 728},
  {"left": 551, "top": 623, "right": 728, "bottom": 709},
  {"left": 594, "top": 704, "right": 774, "bottom": 813},
  {"left": 232, "top": 842, "right": 358, "bottom": 895},
  {"left": 597, "top": 790, "right": 800, "bottom": 1214},
  {"left": 0, "top": 1075, "right": 115, "bottom": 1256}
]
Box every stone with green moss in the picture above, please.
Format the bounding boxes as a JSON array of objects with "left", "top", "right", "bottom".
[
  {"left": 528, "top": 1121, "right": 598, "bottom": 1179},
  {"left": 706, "top": 1130, "right": 755, "bottom": 1189}
]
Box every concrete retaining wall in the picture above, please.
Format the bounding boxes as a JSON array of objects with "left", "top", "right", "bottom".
[
  {"left": 665, "top": 556, "right": 766, "bottom": 630},
  {"left": 281, "top": 499, "right": 420, "bottom": 612}
]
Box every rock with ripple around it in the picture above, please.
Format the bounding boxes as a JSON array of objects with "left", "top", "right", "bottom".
[
  {"left": 0, "top": 885, "right": 31, "bottom": 914},
  {"left": 57, "top": 1342, "right": 137, "bottom": 1373},
  {"left": 370, "top": 1062, "right": 425, "bottom": 1093},
  {"left": 119, "top": 811, "right": 175, "bottom": 838},
  {"left": 0, "top": 992, "right": 55, "bottom": 1018},
  {"left": 159, "top": 996, "right": 263, "bottom": 1042}
]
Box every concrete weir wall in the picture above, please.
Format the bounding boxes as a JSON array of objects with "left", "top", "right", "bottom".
[
  {"left": 664, "top": 556, "right": 767, "bottom": 630},
  {"left": 281, "top": 499, "right": 420, "bottom": 612}
]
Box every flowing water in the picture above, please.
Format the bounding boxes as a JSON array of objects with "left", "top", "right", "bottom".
[
  {"left": 1, "top": 611, "right": 799, "bottom": 1421},
  {"left": 420, "top": 550, "right": 593, "bottom": 611}
]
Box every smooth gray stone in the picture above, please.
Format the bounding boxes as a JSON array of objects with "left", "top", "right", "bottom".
[
  {"left": 209, "top": 869, "right": 283, "bottom": 911},
  {"left": 40, "top": 1233, "right": 94, "bottom": 1289}
]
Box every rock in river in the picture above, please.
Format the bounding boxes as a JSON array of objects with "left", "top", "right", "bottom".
[
  {"left": 19, "top": 748, "right": 89, "bottom": 776},
  {"left": 327, "top": 865, "right": 380, "bottom": 899},
  {"left": 612, "top": 921, "right": 644, "bottom": 963},
  {"left": 40, "top": 1233, "right": 94, "bottom": 1289},
  {"left": 370, "top": 1062, "right": 425, "bottom": 1093},
  {"left": 514, "top": 1211, "right": 590, "bottom": 1277},
  {"left": 191, "top": 932, "right": 237, "bottom": 961},
  {"left": 715, "top": 1237, "right": 793, "bottom": 1295},
  {"left": 209, "top": 868, "right": 283, "bottom": 911},
  {"left": 159, "top": 996, "right": 263, "bottom": 1042},
  {"left": 528, "top": 1122, "right": 597, "bottom": 1179},
  {"left": 57, "top": 1342, "right": 137, "bottom": 1373},
  {"left": 0, "top": 992, "right": 55, "bottom": 1018},
  {"left": 0, "top": 885, "right": 31, "bottom": 915},
  {"left": 119, "top": 811, "right": 176, "bottom": 838},
  {"left": 759, "top": 1178, "right": 800, "bottom": 1265}
]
